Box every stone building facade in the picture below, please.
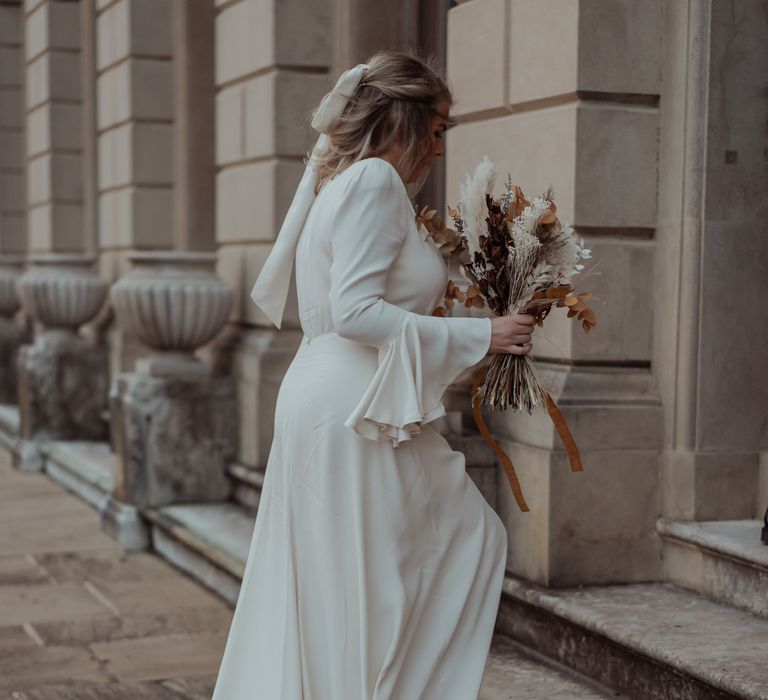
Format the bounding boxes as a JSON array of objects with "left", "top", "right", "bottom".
[{"left": 0, "top": 0, "right": 766, "bottom": 688}]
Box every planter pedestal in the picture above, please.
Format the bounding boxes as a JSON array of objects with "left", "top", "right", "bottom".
[
  {"left": 104, "top": 252, "right": 236, "bottom": 548},
  {"left": 14, "top": 255, "right": 109, "bottom": 471}
]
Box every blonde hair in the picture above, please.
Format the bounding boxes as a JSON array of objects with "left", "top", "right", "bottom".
[{"left": 308, "top": 50, "right": 453, "bottom": 196}]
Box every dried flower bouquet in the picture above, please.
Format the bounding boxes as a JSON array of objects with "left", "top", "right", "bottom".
[{"left": 418, "top": 156, "right": 596, "bottom": 512}]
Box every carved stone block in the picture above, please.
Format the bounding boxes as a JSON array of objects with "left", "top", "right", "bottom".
[
  {"left": 17, "top": 329, "right": 109, "bottom": 444},
  {"left": 109, "top": 372, "right": 236, "bottom": 509},
  {"left": 0, "top": 317, "right": 23, "bottom": 403}
]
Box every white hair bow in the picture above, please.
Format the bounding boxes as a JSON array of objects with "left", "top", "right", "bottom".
[{"left": 249, "top": 63, "right": 369, "bottom": 329}]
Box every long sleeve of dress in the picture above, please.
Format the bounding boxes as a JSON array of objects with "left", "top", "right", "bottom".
[{"left": 328, "top": 158, "right": 493, "bottom": 447}]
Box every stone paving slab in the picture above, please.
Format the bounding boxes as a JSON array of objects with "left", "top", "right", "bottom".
[
  {"left": 0, "top": 643, "right": 111, "bottom": 691},
  {"left": 0, "top": 676, "right": 217, "bottom": 700},
  {"left": 0, "top": 554, "right": 50, "bottom": 585},
  {"left": 89, "top": 631, "right": 229, "bottom": 683},
  {"left": 0, "top": 447, "right": 234, "bottom": 695},
  {"left": 31, "top": 605, "right": 231, "bottom": 647},
  {"left": 0, "top": 581, "right": 113, "bottom": 626}
]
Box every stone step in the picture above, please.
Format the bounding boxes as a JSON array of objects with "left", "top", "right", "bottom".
[
  {"left": 657, "top": 518, "right": 768, "bottom": 619},
  {"left": 225, "top": 462, "right": 263, "bottom": 514},
  {"left": 480, "top": 634, "right": 623, "bottom": 699},
  {"left": 143, "top": 503, "right": 254, "bottom": 606},
  {"left": 0, "top": 403, "right": 19, "bottom": 452},
  {"left": 498, "top": 574, "right": 768, "bottom": 700},
  {"left": 38, "top": 440, "right": 114, "bottom": 511}
]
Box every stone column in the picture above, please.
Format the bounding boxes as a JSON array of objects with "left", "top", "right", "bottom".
[
  {"left": 655, "top": 0, "right": 768, "bottom": 523},
  {"left": 0, "top": 1, "right": 27, "bottom": 404},
  {"left": 447, "top": 0, "right": 664, "bottom": 585},
  {"left": 214, "top": 0, "right": 331, "bottom": 474},
  {"left": 103, "top": 1, "right": 236, "bottom": 548},
  {"left": 17, "top": 0, "right": 109, "bottom": 470}
]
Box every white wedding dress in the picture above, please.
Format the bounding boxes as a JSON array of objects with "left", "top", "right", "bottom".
[{"left": 211, "top": 157, "right": 508, "bottom": 700}]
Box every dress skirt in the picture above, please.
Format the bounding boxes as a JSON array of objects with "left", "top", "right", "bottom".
[{"left": 211, "top": 331, "right": 508, "bottom": 700}]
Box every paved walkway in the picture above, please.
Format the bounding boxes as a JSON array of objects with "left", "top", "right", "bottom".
[
  {"left": 0, "top": 447, "right": 230, "bottom": 698},
  {"left": 0, "top": 447, "right": 615, "bottom": 699}
]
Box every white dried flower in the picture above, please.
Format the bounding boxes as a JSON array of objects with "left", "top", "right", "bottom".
[{"left": 458, "top": 155, "right": 496, "bottom": 255}]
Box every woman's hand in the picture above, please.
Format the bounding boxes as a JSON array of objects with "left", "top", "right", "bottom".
[{"left": 488, "top": 313, "right": 535, "bottom": 355}]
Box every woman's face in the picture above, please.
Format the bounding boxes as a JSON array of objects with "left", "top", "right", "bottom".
[
  {"left": 427, "top": 101, "right": 450, "bottom": 163},
  {"left": 406, "top": 100, "right": 450, "bottom": 183}
]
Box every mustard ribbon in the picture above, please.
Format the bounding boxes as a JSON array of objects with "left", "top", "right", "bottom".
[{"left": 471, "top": 364, "right": 583, "bottom": 513}]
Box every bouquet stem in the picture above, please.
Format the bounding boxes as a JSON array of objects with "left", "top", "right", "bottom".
[{"left": 473, "top": 353, "right": 551, "bottom": 412}]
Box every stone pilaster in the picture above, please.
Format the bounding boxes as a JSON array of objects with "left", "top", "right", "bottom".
[
  {"left": 0, "top": 1, "right": 26, "bottom": 259},
  {"left": 24, "top": 0, "right": 82, "bottom": 254},
  {"left": 447, "top": 0, "right": 664, "bottom": 585},
  {"left": 94, "top": 0, "right": 175, "bottom": 373},
  {"left": 654, "top": 0, "right": 768, "bottom": 522},
  {"left": 0, "top": 2, "right": 26, "bottom": 405},
  {"left": 214, "top": 0, "right": 331, "bottom": 472}
]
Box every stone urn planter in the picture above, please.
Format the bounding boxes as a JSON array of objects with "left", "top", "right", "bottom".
[
  {"left": 110, "top": 251, "right": 234, "bottom": 376},
  {"left": 16, "top": 254, "right": 108, "bottom": 331}
]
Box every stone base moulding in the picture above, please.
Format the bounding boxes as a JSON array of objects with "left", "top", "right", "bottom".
[
  {"left": 661, "top": 449, "right": 762, "bottom": 521},
  {"left": 489, "top": 362, "right": 664, "bottom": 586},
  {"left": 100, "top": 494, "right": 151, "bottom": 551},
  {"left": 109, "top": 372, "right": 237, "bottom": 511}
]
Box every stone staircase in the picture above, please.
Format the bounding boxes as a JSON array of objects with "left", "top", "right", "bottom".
[{"left": 495, "top": 516, "right": 768, "bottom": 699}]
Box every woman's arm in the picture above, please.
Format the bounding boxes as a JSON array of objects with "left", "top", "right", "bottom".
[
  {"left": 328, "top": 158, "right": 494, "bottom": 445},
  {"left": 329, "top": 158, "right": 492, "bottom": 352}
]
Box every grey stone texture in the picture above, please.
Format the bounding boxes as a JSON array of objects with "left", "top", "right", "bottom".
[
  {"left": 658, "top": 518, "right": 768, "bottom": 619},
  {"left": 17, "top": 330, "right": 109, "bottom": 444},
  {"left": 0, "top": 317, "right": 24, "bottom": 403},
  {"left": 109, "top": 372, "right": 236, "bottom": 509},
  {"left": 499, "top": 574, "right": 768, "bottom": 699}
]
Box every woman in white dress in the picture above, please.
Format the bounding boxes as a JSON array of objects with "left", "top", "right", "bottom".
[{"left": 212, "top": 51, "right": 535, "bottom": 700}]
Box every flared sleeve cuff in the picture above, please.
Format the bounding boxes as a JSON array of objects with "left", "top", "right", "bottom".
[{"left": 343, "top": 314, "right": 492, "bottom": 447}]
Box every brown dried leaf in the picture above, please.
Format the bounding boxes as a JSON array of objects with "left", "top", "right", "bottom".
[{"left": 539, "top": 208, "right": 556, "bottom": 225}]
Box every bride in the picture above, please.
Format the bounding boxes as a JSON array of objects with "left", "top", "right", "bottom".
[{"left": 211, "top": 50, "right": 535, "bottom": 700}]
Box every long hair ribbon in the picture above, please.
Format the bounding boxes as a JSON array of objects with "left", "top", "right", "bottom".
[{"left": 249, "top": 63, "right": 369, "bottom": 328}]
